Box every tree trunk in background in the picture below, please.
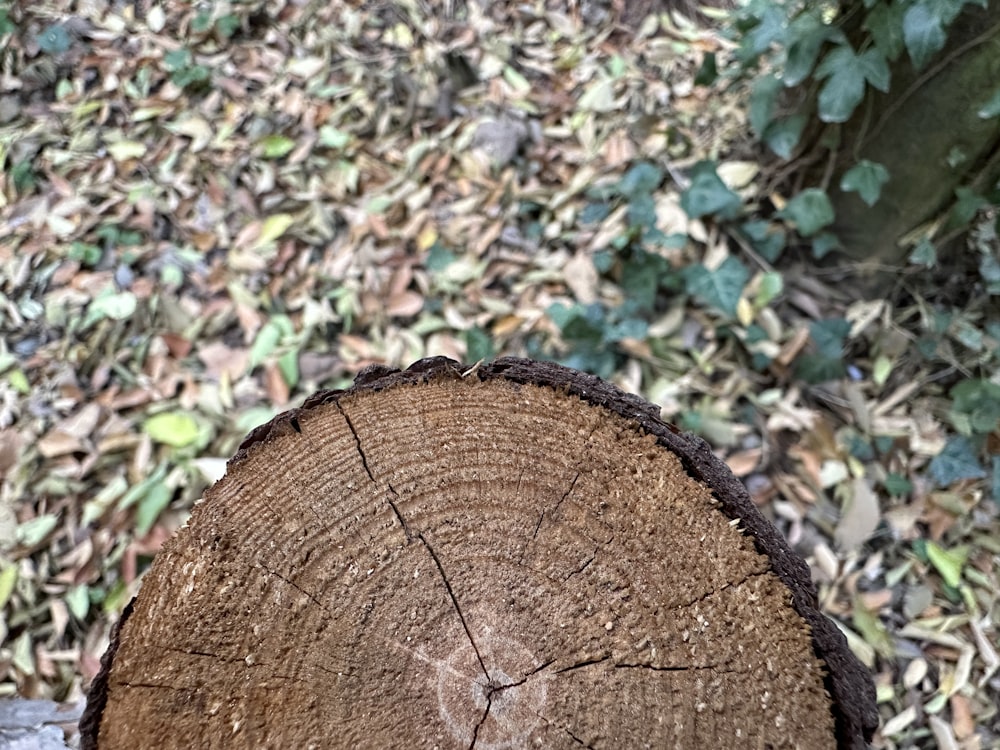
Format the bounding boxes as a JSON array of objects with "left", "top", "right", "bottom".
[
  {"left": 826, "top": 0, "right": 1000, "bottom": 271},
  {"left": 81, "top": 358, "right": 876, "bottom": 749}
]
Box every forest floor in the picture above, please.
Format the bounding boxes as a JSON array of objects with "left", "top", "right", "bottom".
[{"left": 0, "top": 0, "right": 998, "bottom": 747}]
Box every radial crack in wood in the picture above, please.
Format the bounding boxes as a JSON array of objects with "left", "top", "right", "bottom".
[{"left": 81, "top": 357, "right": 877, "bottom": 749}]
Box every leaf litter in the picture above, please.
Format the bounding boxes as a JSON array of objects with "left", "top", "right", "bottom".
[{"left": 0, "top": 0, "right": 998, "bottom": 747}]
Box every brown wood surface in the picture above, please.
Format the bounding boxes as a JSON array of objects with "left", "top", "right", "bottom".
[{"left": 81, "top": 357, "right": 877, "bottom": 749}]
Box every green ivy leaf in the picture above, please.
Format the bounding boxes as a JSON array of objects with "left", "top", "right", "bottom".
[
  {"left": 694, "top": 52, "right": 718, "bottom": 86},
  {"left": 815, "top": 46, "right": 889, "bottom": 122},
  {"left": 172, "top": 65, "right": 210, "bottom": 89},
  {"left": 909, "top": 237, "right": 937, "bottom": 267},
  {"left": 605, "top": 317, "right": 648, "bottom": 341},
  {"left": 794, "top": 354, "right": 846, "bottom": 383},
  {"left": 930, "top": 436, "right": 987, "bottom": 486},
  {"left": 627, "top": 193, "right": 657, "bottom": 230},
  {"left": 811, "top": 232, "right": 842, "bottom": 260},
  {"left": 215, "top": 13, "right": 240, "bottom": 38},
  {"left": 683, "top": 256, "right": 749, "bottom": 317},
  {"left": 810, "top": 318, "right": 851, "bottom": 358},
  {"left": 840, "top": 160, "right": 890, "bottom": 206},
  {"left": 425, "top": 242, "right": 457, "bottom": 271},
  {"left": 749, "top": 75, "right": 781, "bottom": 135},
  {"left": 949, "top": 379, "right": 1000, "bottom": 434},
  {"left": 779, "top": 189, "right": 835, "bottom": 236},
  {"left": 884, "top": 473, "right": 912, "bottom": 497},
  {"left": 680, "top": 162, "right": 742, "bottom": 220},
  {"left": 621, "top": 249, "right": 672, "bottom": 312},
  {"left": 163, "top": 49, "right": 192, "bottom": 71},
  {"left": 784, "top": 12, "right": 840, "bottom": 86},
  {"left": 737, "top": 5, "right": 788, "bottom": 62},
  {"left": 740, "top": 220, "right": 786, "bottom": 262},
  {"left": 764, "top": 115, "right": 807, "bottom": 160},
  {"left": 903, "top": 2, "right": 946, "bottom": 70},
  {"left": 864, "top": 2, "right": 905, "bottom": 61},
  {"left": 978, "top": 88, "right": 1000, "bottom": 119},
  {"left": 980, "top": 254, "right": 1000, "bottom": 295},
  {"left": 948, "top": 187, "right": 989, "bottom": 227},
  {"left": 616, "top": 162, "right": 662, "bottom": 198},
  {"left": 36, "top": 24, "right": 71, "bottom": 55},
  {"left": 143, "top": 412, "right": 200, "bottom": 448},
  {"left": 465, "top": 327, "right": 495, "bottom": 362}
]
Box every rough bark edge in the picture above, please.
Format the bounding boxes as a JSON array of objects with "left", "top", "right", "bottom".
[
  {"left": 79, "top": 598, "right": 133, "bottom": 750},
  {"left": 81, "top": 356, "right": 877, "bottom": 749}
]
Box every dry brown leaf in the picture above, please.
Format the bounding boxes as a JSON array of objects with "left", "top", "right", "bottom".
[{"left": 834, "top": 477, "right": 881, "bottom": 552}]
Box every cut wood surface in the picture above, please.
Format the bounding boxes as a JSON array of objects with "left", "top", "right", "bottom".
[{"left": 81, "top": 357, "right": 877, "bottom": 749}]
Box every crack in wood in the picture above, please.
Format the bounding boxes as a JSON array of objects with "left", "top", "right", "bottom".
[
  {"left": 468, "top": 691, "right": 492, "bottom": 750},
  {"left": 555, "top": 655, "right": 610, "bottom": 674},
  {"left": 256, "top": 562, "right": 331, "bottom": 615},
  {"left": 485, "top": 658, "right": 556, "bottom": 697},
  {"left": 532, "top": 710, "right": 595, "bottom": 749},
  {"left": 417, "top": 532, "right": 490, "bottom": 680},
  {"left": 335, "top": 402, "right": 414, "bottom": 541},
  {"left": 614, "top": 662, "right": 728, "bottom": 672},
  {"left": 563, "top": 552, "right": 596, "bottom": 581},
  {"left": 672, "top": 568, "right": 771, "bottom": 612}
]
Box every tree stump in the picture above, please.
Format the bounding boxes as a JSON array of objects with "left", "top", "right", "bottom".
[{"left": 81, "top": 357, "right": 877, "bottom": 749}]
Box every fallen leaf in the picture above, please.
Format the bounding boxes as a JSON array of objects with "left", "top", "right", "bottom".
[
  {"left": 835, "top": 477, "right": 880, "bottom": 552},
  {"left": 143, "top": 412, "right": 200, "bottom": 448}
]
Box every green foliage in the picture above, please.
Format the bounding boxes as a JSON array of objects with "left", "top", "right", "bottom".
[
  {"left": 10, "top": 160, "right": 37, "bottom": 193},
  {"left": 948, "top": 379, "right": 1000, "bottom": 435},
  {"left": 901, "top": 3, "right": 946, "bottom": 70},
  {"left": 83, "top": 289, "right": 137, "bottom": 327},
  {"left": 815, "top": 45, "right": 890, "bottom": 123},
  {"left": 730, "top": 0, "right": 995, "bottom": 266},
  {"left": 840, "top": 160, "right": 890, "bottom": 206},
  {"left": 162, "top": 48, "right": 211, "bottom": 90},
  {"left": 68, "top": 242, "right": 103, "bottom": 267},
  {"left": 739, "top": 220, "right": 786, "bottom": 262},
  {"left": 682, "top": 257, "right": 749, "bottom": 317},
  {"left": 0, "top": 5, "right": 15, "bottom": 36},
  {"left": 193, "top": 8, "right": 241, "bottom": 38},
  {"left": 465, "top": 327, "right": 495, "bottom": 362},
  {"left": 583, "top": 162, "right": 677, "bottom": 247},
  {"left": 548, "top": 302, "right": 648, "bottom": 378},
  {"left": 930, "top": 436, "right": 987, "bottom": 486},
  {"left": 764, "top": 114, "right": 807, "bottom": 159},
  {"left": 909, "top": 237, "right": 937, "bottom": 267},
  {"left": 978, "top": 88, "right": 1000, "bottom": 119},
  {"left": 257, "top": 134, "right": 296, "bottom": 159},
  {"left": 778, "top": 189, "right": 835, "bottom": 237},
  {"left": 794, "top": 318, "right": 850, "bottom": 383},
  {"left": 425, "top": 242, "right": 457, "bottom": 272},
  {"left": 95, "top": 224, "right": 143, "bottom": 248},
  {"left": 36, "top": 24, "right": 71, "bottom": 55},
  {"left": 679, "top": 161, "right": 742, "bottom": 220}
]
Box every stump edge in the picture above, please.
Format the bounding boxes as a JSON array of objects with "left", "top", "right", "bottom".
[{"left": 81, "top": 356, "right": 878, "bottom": 749}]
